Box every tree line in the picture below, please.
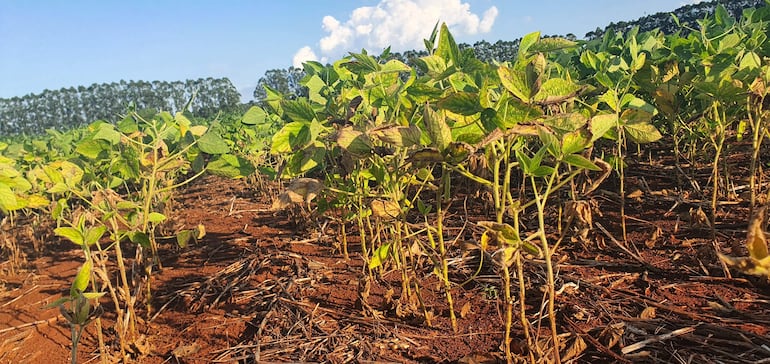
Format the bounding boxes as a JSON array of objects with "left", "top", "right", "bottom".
[
  {"left": 585, "top": 0, "right": 764, "bottom": 38},
  {"left": 0, "top": 77, "right": 241, "bottom": 135}
]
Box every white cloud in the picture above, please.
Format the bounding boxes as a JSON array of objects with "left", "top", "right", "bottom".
[
  {"left": 296, "top": 0, "right": 498, "bottom": 64},
  {"left": 292, "top": 46, "right": 318, "bottom": 68},
  {"left": 479, "top": 7, "right": 498, "bottom": 33}
]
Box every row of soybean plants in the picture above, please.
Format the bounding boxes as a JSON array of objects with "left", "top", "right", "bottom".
[
  {"left": 0, "top": 106, "right": 265, "bottom": 362},
  {"left": 255, "top": 5, "right": 770, "bottom": 362}
]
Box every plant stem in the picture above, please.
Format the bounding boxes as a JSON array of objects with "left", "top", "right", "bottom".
[
  {"left": 516, "top": 251, "right": 537, "bottom": 364},
  {"left": 437, "top": 166, "right": 457, "bottom": 331},
  {"left": 531, "top": 168, "right": 562, "bottom": 364},
  {"left": 501, "top": 263, "right": 513, "bottom": 363}
]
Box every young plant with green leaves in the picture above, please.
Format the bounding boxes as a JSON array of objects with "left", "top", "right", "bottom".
[
  {"left": 579, "top": 27, "right": 663, "bottom": 242},
  {"left": 49, "top": 225, "right": 106, "bottom": 364}
]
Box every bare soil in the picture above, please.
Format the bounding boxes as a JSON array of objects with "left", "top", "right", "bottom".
[{"left": 2, "top": 141, "right": 770, "bottom": 363}]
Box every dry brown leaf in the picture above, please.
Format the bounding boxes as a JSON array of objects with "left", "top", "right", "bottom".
[
  {"left": 460, "top": 301, "right": 472, "bottom": 319},
  {"left": 565, "top": 200, "right": 593, "bottom": 227},
  {"left": 457, "top": 352, "right": 501, "bottom": 364},
  {"left": 640, "top": 306, "right": 656, "bottom": 319},
  {"left": 371, "top": 199, "right": 401, "bottom": 220},
  {"left": 689, "top": 207, "right": 710, "bottom": 227},
  {"left": 627, "top": 189, "right": 644, "bottom": 199},
  {"left": 270, "top": 192, "right": 293, "bottom": 211},
  {"left": 286, "top": 177, "right": 324, "bottom": 204},
  {"left": 172, "top": 342, "right": 201, "bottom": 358},
  {"left": 561, "top": 334, "right": 588, "bottom": 362},
  {"left": 645, "top": 227, "right": 662, "bottom": 249},
  {"left": 597, "top": 322, "right": 625, "bottom": 349}
]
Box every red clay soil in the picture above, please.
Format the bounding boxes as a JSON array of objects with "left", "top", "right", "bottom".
[{"left": 2, "top": 142, "right": 770, "bottom": 363}]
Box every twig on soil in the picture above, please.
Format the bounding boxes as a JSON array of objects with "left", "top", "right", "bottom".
[
  {"left": 621, "top": 325, "right": 696, "bottom": 354},
  {"left": 595, "top": 223, "right": 654, "bottom": 271},
  {"left": 0, "top": 316, "right": 60, "bottom": 334},
  {"left": 227, "top": 207, "right": 274, "bottom": 216},
  {"left": 1, "top": 285, "right": 42, "bottom": 308}
]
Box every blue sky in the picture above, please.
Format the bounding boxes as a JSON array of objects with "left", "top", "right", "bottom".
[{"left": 0, "top": 1, "right": 701, "bottom": 101}]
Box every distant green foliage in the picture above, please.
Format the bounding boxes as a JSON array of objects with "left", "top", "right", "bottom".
[{"left": 0, "top": 77, "right": 241, "bottom": 135}]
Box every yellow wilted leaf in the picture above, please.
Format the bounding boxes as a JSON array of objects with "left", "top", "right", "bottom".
[
  {"left": 718, "top": 206, "right": 770, "bottom": 278},
  {"left": 747, "top": 206, "right": 769, "bottom": 260},
  {"left": 196, "top": 223, "right": 206, "bottom": 239},
  {"left": 480, "top": 230, "right": 493, "bottom": 251},
  {"left": 189, "top": 125, "right": 208, "bottom": 136}
]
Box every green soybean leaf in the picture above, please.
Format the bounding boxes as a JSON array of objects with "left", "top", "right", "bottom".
[
  {"left": 563, "top": 154, "right": 601, "bottom": 171},
  {"left": 281, "top": 99, "right": 316, "bottom": 123},
  {"left": 207, "top": 154, "right": 256, "bottom": 178},
  {"left": 45, "top": 297, "right": 69, "bottom": 309},
  {"left": 336, "top": 127, "right": 372, "bottom": 157},
  {"left": 0, "top": 184, "right": 17, "bottom": 213},
  {"left": 625, "top": 121, "right": 663, "bottom": 144},
  {"left": 599, "top": 90, "right": 620, "bottom": 113},
  {"left": 562, "top": 128, "right": 592, "bottom": 155},
  {"left": 534, "top": 78, "right": 581, "bottom": 104},
  {"left": 381, "top": 59, "right": 411, "bottom": 73},
  {"left": 417, "top": 55, "right": 448, "bottom": 76},
  {"left": 148, "top": 212, "right": 167, "bottom": 224},
  {"left": 71, "top": 260, "right": 93, "bottom": 297},
  {"left": 498, "top": 66, "right": 531, "bottom": 102},
  {"left": 175, "top": 112, "right": 192, "bottom": 136},
  {"left": 82, "top": 292, "right": 106, "bottom": 300},
  {"left": 176, "top": 229, "right": 194, "bottom": 248},
  {"left": 436, "top": 23, "right": 460, "bottom": 65},
  {"left": 271, "top": 122, "right": 309, "bottom": 154},
  {"left": 75, "top": 140, "right": 106, "bottom": 159},
  {"left": 84, "top": 226, "right": 106, "bottom": 246},
  {"left": 128, "top": 231, "right": 151, "bottom": 249},
  {"left": 740, "top": 51, "right": 761, "bottom": 70},
  {"left": 438, "top": 92, "right": 483, "bottom": 115},
  {"left": 242, "top": 106, "right": 268, "bottom": 125},
  {"left": 371, "top": 125, "right": 422, "bottom": 148},
  {"left": 590, "top": 113, "right": 618, "bottom": 143},
  {"left": 198, "top": 132, "right": 230, "bottom": 155},
  {"left": 92, "top": 123, "right": 121, "bottom": 144},
  {"left": 494, "top": 99, "right": 542, "bottom": 130},
  {"left": 533, "top": 165, "right": 555, "bottom": 177},
  {"left": 518, "top": 31, "right": 541, "bottom": 58},
  {"left": 369, "top": 243, "right": 392, "bottom": 269},
  {"left": 423, "top": 106, "right": 452, "bottom": 151},
  {"left": 623, "top": 95, "right": 657, "bottom": 114},
  {"left": 530, "top": 37, "right": 577, "bottom": 53},
  {"left": 55, "top": 227, "right": 84, "bottom": 246}
]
